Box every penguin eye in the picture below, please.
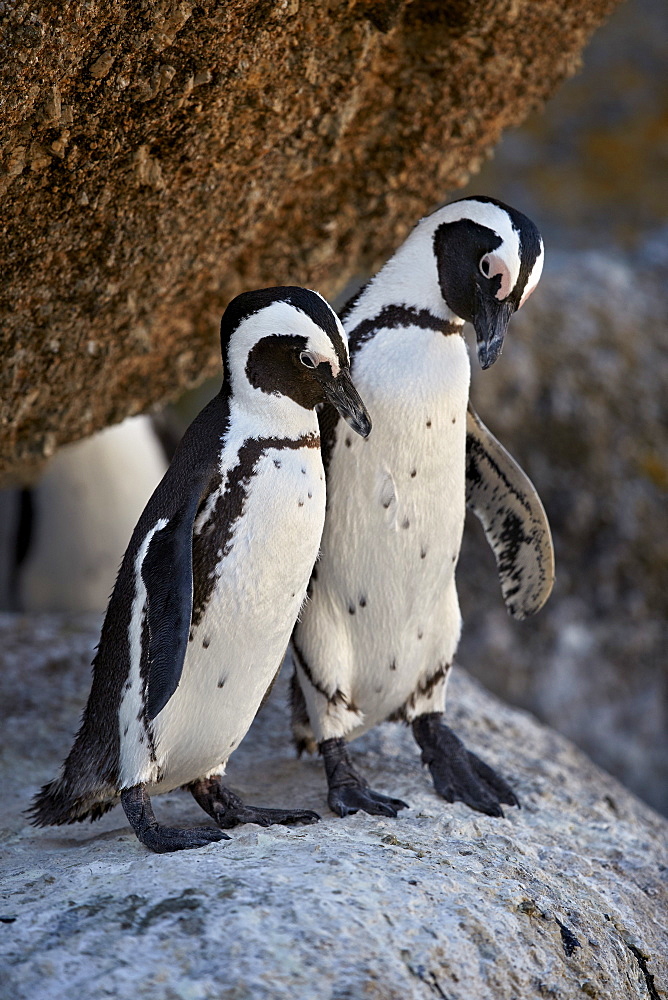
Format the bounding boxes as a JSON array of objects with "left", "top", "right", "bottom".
[
  {"left": 479, "top": 255, "right": 491, "bottom": 277},
  {"left": 299, "top": 351, "right": 317, "bottom": 369}
]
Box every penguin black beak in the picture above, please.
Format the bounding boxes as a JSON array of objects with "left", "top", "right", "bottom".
[
  {"left": 473, "top": 286, "right": 515, "bottom": 370},
  {"left": 322, "top": 368, "right": 372, "bottom": 438}
]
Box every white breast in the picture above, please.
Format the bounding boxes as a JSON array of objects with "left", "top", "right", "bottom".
[
  {"left": 296, "top": 327, "right": 470, "bottom": 735},
  {"left": 121, "top": 442, "right": 326, "bottom": 792}
]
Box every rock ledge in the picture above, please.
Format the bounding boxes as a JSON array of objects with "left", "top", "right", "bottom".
[{"left": 1, "top": 613, "right": 666, "bottom": 999}]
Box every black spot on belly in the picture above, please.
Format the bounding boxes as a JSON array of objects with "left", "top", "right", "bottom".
[
  {"left": 452, "top": 416, "right": 456, "bottom": 424},
  {"left": 308, "top": 491, "right": 312, "bottom": 499},
  {"left": 123, "top": 724, "right": 129, "bottom": 737},
  {"left": 298, "top": 500, "right": 304, "bottom": 507},
  {"left": 274, "top": 459, "right": 281, "bottom": 469},
  {"left": 402, "top": 518, "right": 410, "bottom": 529},
  {"left": 417, "top": 629, "right": 423, "bottom": 640},
  {"left": 410, "top": 469, "right": 417, "bottom": 478},
  {"left": 420, "top": 547, "right": 427, "bottom": 559},
  {"left": 139, "top": 733, "right": 145, "bottom": 745},
  {"left": 348, "top": 603, "right": 356, "bottom": 615},
  {"left": 301, "top": 467, "right": 306, "bottom": 474},
  {"left": 229, "top": 739, "right": 236, "bottom": 749},
  {"left": 426, "top": 419, "right": 432, "bottom": 428},
  {"left": 359, "top": 596, "right": 367, "bottom": 607},
  {"left": 345, "top": 437, "right": 352, "bottom": 447},
  {"left": 389, "top": 659, "right": 397, "bottom": 671},
  {"left": 202, "top": 637, "right": 210, "bottom": 649},
  {"left": 217, "top": 676, "right": 226, "bottom": 689},
  {"left": 375, "top": 685, "right": 382, "bottom": 694},
  {"left": 452, "top": 553, "right": 457, "bottom": 562}
]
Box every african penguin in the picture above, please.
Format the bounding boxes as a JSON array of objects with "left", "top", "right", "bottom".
[
  {"left": 30, "top": 286, "right": 371, "bottom": 853},
  {"left": 291, "top": 197, "right": 554, "bottom": 818}
]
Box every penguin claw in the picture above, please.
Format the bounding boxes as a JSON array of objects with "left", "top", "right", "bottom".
[
  {"left": 220, "top": 805, "right": 321, "bottom": 829},
  {"left": 137, "top": 825, "right": 231, "bottom": 854},
  {"left": 467, "top": 750, "right": 520, "bottom": 809},
  {"left": 188, "top": 775, "right": 319, "bottom": 829},
  {"left": 329, "top": 785, "right": 409, "bottom": 818},
  {"left": 412, "top": 714, "right": 519, "bottom": 818},
  {"left": 320, "top": 736, "right": 409, "bottom": 818},
  {"left": 121, "top": 785, "right": 231, "bottom": 854}
]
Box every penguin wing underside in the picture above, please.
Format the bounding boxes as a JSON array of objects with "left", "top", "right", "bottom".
[
  {"left": 141, "top": 496, "right": 200, "bottom": 720},
  {"left": 465, "top": 404, "right": 555, "bottom": 620}
]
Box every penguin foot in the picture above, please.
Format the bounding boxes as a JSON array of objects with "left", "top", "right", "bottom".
[
  {"left": 188, "top": 776, "right": 320, "bottom": 829},
  {"left": 320, "top": 737, "right": 409, "bottom": 818},
  {"left": 121, "top": 785, "right": 230, "bottom": 854},
  {"left": 412, "top": 713, "right": 520, "bottom": 818}
]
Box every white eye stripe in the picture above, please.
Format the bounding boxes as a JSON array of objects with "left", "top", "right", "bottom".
[
  {"left": 519, "top": 282, "right": 537, "bottom": 309},
  {"left": 518, "top": 246, "right": 544, "bottom": 308}
]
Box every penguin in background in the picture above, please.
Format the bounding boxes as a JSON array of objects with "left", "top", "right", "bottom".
[
  {"left": 291, "top": 197, "right": 554, "bottom": 818},
  {"left": 30, "top": 286, "right": 371, "bottom": 853}
]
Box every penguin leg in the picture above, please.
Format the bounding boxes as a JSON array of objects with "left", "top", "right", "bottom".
[
  {"left": 320, "top": 738, "right": 409, "bottom": 818},
  {"left": 121, "top": 784, "right": 230, "bottom": 854},
  {"left": 411, "top": 713, "right": 519, "bottom": 818},
  {"left": 188, "top": 775, "right": 320, "bottom": 829}
]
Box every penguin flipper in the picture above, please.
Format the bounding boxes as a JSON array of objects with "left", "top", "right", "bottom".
[
  {"left": 142, "top": 497, "right": 200, "bottom": 720},
  {"left": 465, "top": 404, "right": 555, "bottom": 619}
]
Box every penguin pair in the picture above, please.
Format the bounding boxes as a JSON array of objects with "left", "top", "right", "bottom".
[
  {"left": 30, "top": 287, "right": 371, "bottom": 853},
  {"left": 31, "top": 196, "right": 553, "bottom": 852},
  {"left": 291, "top": 196, "right": 554, "bottom": 819}
]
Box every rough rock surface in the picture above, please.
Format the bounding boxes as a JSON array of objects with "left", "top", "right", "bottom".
[
  {"left": 457, "top": 239, "right": 668, "bottom": 816},
  {"left": 0, "top": 0, "right": 619, "bottom": 485},
  {"left": 1, "top": 613, "right": 666, "bottom": 999}
]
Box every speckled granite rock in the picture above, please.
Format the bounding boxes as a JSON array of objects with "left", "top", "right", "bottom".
[
  {"left": 1, "top": 614, "right": 666, "bottom": 999},
  {"left": 0, "top": 0, "right": 619, "bottom": 485}
]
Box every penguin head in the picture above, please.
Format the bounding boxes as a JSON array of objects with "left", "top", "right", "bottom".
[
  {"left": 428, "top": 196, "right": 544, "bottom": 369},
  {"left": 220, "top": 286, "right": 371, "bottom": 437}
]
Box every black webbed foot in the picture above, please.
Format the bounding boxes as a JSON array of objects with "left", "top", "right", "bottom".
[
  {"left": 320, "top": 737, "right": 409, "bottom": 818},
  {"left": 121, "top": 785, "right": 230, "bottom": 854},
  {"left": 189, "top": 775, "right": 320, "bottom": 829},
  {"left": 412, "top": 713, "right": 519, "bottom": 817}
]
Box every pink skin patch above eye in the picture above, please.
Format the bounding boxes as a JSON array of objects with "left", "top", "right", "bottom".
[
  {"left": 485, "top": 253, "right": 512, "bottom": 301},
  {"left": 311, "top": 352, "right": 339, "bottom": 377}
]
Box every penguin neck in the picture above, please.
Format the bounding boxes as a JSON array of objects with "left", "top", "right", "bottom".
[
  {"left": 225, "top": 373, "right": 319, "bottom": 444},
  {"left": 345, "top": 221, "right": 464, "bottom": 333}
]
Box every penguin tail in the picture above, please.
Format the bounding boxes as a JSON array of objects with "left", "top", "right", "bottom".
[{"left": 28, "top": 775, "right": 118, "bottom": 827}]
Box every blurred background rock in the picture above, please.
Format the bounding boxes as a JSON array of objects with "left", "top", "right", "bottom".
[
  {"left": 456, "top": 0, "right": 668, "bottom": 815},
  {"left": 2, "top": 0, "right": 665, "bottom": 812}
]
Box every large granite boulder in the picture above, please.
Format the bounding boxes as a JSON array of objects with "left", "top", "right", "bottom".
[
  {"left": 0, "top": 0, "right": 618, "bottom": 485},
  {"left": 1, "top": 613, "right": 666, "bottom": 999}
]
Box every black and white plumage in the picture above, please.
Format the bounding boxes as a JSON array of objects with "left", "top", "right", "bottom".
[
  {"left": 291, "top": 197, "right": 554, "bottom": 818},
  {"left": 30, "top": 286, "right": 371, "bottom": 853}
]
